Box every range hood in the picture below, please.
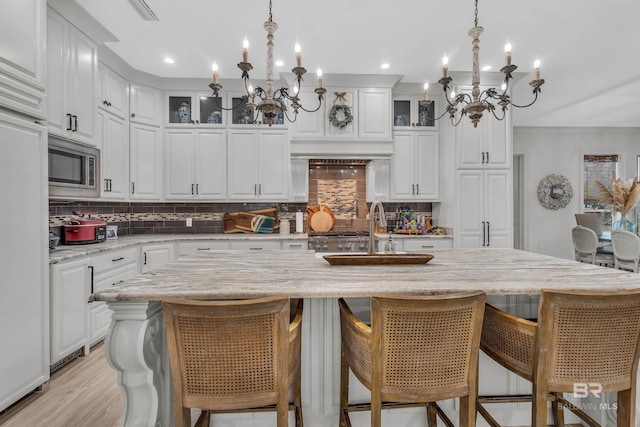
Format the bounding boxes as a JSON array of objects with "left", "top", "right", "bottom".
[
  {"left": 309, "top": 159, "right": 371, "bottom": 166},
  {"left": 290, "top": 139, "right": 394, "bottom": 160}
]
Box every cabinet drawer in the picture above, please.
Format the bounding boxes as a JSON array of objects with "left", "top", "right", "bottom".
[
  {"left": 403, "top": 239, "right": 453, "bottom": 250},
  {"left": 178, "top": 241, "right": 230, "bottom": 257},
  {"left": 91, "top": 247, "right": 138, "bottom": 274},
  {"left": 282, "top": 241, "right": 308, "bottom": 250},
  {"left": 93, "top": 263, "right": 137, "bottom": 293},
  {"left": 229, "top": 240, "right": 281, "bottom": 251}
]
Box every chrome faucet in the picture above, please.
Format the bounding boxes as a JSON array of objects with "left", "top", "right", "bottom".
[{"left": 368, "top": 201, "right": 387, "bottom": 254}]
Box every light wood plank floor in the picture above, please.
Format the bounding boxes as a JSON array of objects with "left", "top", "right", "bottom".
[{"left": 0, "top": 342, "right": 121, "bottom": 427}]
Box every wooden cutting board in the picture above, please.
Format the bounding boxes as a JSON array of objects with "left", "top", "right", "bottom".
[
  {"left": 307, "top": 205, "right": 335, "bottom": 232},
  {"left": 222, "top": 208, "right": 279, "bottom": 233}
]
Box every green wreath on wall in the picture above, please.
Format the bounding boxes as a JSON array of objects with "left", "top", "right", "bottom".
[{"left": 328, "top": 104, "right": 353, "bottom": 129}]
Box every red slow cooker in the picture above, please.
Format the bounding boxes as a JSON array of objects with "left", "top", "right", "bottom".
[{"left": 63, "top": 211, "right": 107, "bottom": 244}]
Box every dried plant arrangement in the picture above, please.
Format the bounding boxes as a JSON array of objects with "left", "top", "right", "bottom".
[{"left": 597, "top": 177, "right": 640, "bottom": 213}]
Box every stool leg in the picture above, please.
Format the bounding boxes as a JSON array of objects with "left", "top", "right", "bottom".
[{"left": 427, "top": 402, "right": 437, "bottom": 427}]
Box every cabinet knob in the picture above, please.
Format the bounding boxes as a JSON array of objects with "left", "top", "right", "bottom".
[{"left": 131, "top": 113, "right": 136, "bottom": 118}]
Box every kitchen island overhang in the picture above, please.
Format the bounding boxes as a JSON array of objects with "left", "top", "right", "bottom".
[{"left": 92, "top": 249, "right": 640, "bottom": 427}]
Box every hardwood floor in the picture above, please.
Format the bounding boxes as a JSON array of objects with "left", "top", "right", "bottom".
[{"left": 0, "top": 342, "right": 121, "bottom": 427}]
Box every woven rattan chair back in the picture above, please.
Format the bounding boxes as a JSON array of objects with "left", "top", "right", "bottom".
[
  {"left": 611, "top": 229, "right": 640, "bottom": 273},
  {"left": 478, "top": 289, "right": 640, "bottom": 427},
  {"left": 163, "top": 296, "right": 304, "bottom": 427},
  {"left": 339, "top": 291, "right": 486, "bottom": 427}
]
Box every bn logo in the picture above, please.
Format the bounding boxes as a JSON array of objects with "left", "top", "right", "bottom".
[{"left": 573, "top": 382, "right": 602, "bottom": 398}]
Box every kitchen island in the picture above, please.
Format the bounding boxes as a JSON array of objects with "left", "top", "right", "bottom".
[{"left": 92, "top": 248, "right": 640, "bottom": 427}]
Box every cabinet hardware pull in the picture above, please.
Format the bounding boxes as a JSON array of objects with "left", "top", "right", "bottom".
[
  {"left": 416, "top": 184, "right": 419, "bottom": 195},
  {"left": 132, "top": 182, "right": 135, "bottom": 194},
  {"left": 88, "top": 266, "right": 94, "bottom": 294},
  {"left": 143, "top": 252, "right": 147, "bottom": 265},
  {"left": 112, "top": 257, "right": 125, "bottom": 262},
  {"left": 112, "top": 280, "right": 125, "bottom": 286},
  {"left": 412, "top": 184, "right": 415, "bottom": 195},
  {"left": 66, "top": 113, "right": 72, "bottom": 131},
  {"left": 486, "top": 152, "right": 489, "bottom": 164},
  {"left": 104, "top": 179, "right": 109, "bottom": 191},
  {"left": 131, "top": 113, "right": 136, "bottom": 118},
  {"left": 196, "top": 183, "right": 199, "bottom": 194},
  {"left": 259, "top": 183, "right": 261, "bottom": 195},
  {"left": 482, "top": 152, "right": 486, "bottom": 164},
  {"left": 108, "top": 179, "right": 112, "bottom": 192},
  {"left": 481, "top": 221, "right": 486, "bottom": 247},
  {"left": 191, "top": 184, "right": 194, "bottom": 195},
  {"left": 103, "top": 100, "right": 108, "bottom": 105},
  {"left": 249, "top": 247, "right": 262, "bottom": 250},
  {"left": 421, "top": 245, "right": 434, "bottom": 248},
  {"left": 108, "top": 101, "right": 112, "bottom": 107},
  {"left": 72, "top": 115, "right": 78, "bottom": 131},
  {"left": 254, "top": 184, "right": 257, "bottom": 195},
  {"left": 486, "top": 221, "right": 490, "bottom": 247},
  {"left": 289, "top": 244, "right": 302, "bottom": 248},
  {"left": 197, "top": 248, "right": 211, "bottom": 251}
]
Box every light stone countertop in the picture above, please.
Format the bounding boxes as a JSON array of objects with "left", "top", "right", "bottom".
[
  {"left": 49, "top": 233, "right": 309, "bottom": 264},
  {"left": 90, "top": 248, "right": 640, "bottom": 302}
]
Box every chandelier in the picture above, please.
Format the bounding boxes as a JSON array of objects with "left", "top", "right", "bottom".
[
  {"left": 208, "top": 0, "right": 326, "bottom": 126},
  {"left": 420, "top": 0, "right": 545, "bottom": 128}
]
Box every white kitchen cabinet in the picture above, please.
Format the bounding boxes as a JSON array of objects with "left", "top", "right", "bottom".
[
  {"left": 89, "top": 248, "right": 138, "bottom": 345},
  {"left": 141, "top": 244, "right": 175, "bottom": 274},
  {"left": 0, "top": 0, "right": 46, "bottom": 119},
  {"left": 390, "top": 132, "right": 439, "bottom": 200},
  {"left": 165, "top": 129, "right": 227, "bottom": 200},
  {"left": 50, "top": 258, "right": 90, "bottom": 366},
  {"left": 358, "top": 88, "right": 391, "bottom": 140},
  {"left": 0, "top": 111, "right": 48, "bottom": 412},
  {"left": 456, "top": 169, "right": 512, "bottom": 248},
  {"left": 165, "top": 92, "right": 225, "bottom": 126},
  {"left": 282, "top": 240, "right": 309, "bottom": 250},
  {"left": 178, "top": 241, "right": 231, "bottom": 258},
  {"left": 401, "top": 237, "right": 453, "bottom": 251},
  {"left": 47, "top": 8, "right": 97, "bottom": 146},
  {"left": 366, "top": 159, "right": 390, "bottom": 202},
  {"left": 392, "top": 95, "right": 437, "bottom": 130},
  {"left": 455, "top": 86, "right": 510, "bottom": 169},
  {"left": 97, "top": 62, "right": 127, "bottom": 119},
  {"left": 98, "top": 109, "right": 129, "bottom": 199},
  {"left": 130, "top": 123, "right": 162, "bottom": 200},
  {"left": 130, "top": 83, "right": 162, "bottom": 126},
  {"left": 289, "top": 88, "right": 326, "bottom": 139},
  {"left": 227, "top": 129, "right": 289, "bottom": 201},
  {"left": 229, "top": 240, "right": 282, "bottom": 251}
]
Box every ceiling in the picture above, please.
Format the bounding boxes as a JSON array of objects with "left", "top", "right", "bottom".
[{"left": 74, "top": 0, "right": 640, "bottom": 128}]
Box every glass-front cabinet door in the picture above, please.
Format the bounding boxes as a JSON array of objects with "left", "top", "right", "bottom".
[
  {"left": 392, "top": 95, "right": 437, "bottom": 129},
  {"left": 166, "top": 92, "right": 224, "bottom": 126}
]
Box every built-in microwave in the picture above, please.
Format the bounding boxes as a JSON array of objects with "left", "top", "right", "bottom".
[{"left": 48, "top": 138, "right": 100, "bottom": 198}]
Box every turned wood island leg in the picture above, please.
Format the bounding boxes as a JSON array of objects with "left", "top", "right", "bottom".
[{"left": 105, "top": 302, "right": 166, "bottom": 427}]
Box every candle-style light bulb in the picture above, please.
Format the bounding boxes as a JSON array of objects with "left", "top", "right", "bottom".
[
  {"left": 247, "top": 84, "right": 254, "bottom": 96},
  {"left": 293, "top": 83, "right": 299, "bottom": 95},
  {"left": 242, "top": 37, "right": 249, "bottom": 63},
  {"left": 211, "top": 63, "right": 219, "bottom": 85},
  {"left": 534, "top": 58, "right": 541, "bottom": 80},
  {"left": 450, "top": 89, "right": 456, "bottom": 99},
  {"left": 501, "top": 81, "right": 507, "bottom": 92},
  {"left": 504, "top": 41, "right": 512, "bottom": 66},
  {"left": 423, "top": 82, "right": 429, "bottom": 101},
  {"left": 317, "top": 68, "right": 323, "bottom": 88},
  {"left": 442, "top": 55, "right": 449, "bottom": 78},
  {"left": 294, "top": 41, "right": 302, "bottom": 67}
]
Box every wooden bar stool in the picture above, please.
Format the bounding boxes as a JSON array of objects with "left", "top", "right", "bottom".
[
  {"left": 163, "top": 296, "right": 304, "bottom": 427},
  {"left": 338, "top": 291, "right": 486, "bottom": 427},
  {"left": 477, "top": 289, "right": 640, "bottom": 427}
]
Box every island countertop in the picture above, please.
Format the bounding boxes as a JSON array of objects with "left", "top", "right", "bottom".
[{"left": 90, "top": 248, "right": 640, "bottom": 302}]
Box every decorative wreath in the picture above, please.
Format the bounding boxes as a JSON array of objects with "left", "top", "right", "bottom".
[
  {"left": 328, "top": 104, "right": 353, "bottom": 129},
  {"left": 537, "top": 174, "right": 574, "bottom": 210}
]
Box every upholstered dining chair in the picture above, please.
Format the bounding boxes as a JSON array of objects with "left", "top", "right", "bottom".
[
  {"left": 338, "top": 291, "right": 486, "bottom": 427},
  {"left": 163, "top": 296, "right": 304, "bottom": 427},
  {"left": 611, "top": 229, "right": 640, "bottom": 273},
  {"left": 477, "top": 289, "right": 640, "bottom": 427},
  {"left": 571, "top": 225, "right": 614, "bottom": 266}
]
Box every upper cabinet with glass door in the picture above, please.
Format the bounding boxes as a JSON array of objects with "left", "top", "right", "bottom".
[
  {"left": 165, "top": 92, "right": 224, "bottom": 127},
  {"left": 392, "top": 95, "right": 437, "bottom": 130}
]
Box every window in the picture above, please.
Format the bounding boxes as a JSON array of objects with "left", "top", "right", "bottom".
[{"left": 583, "top": 154, "right": 618, "bottom": 208}]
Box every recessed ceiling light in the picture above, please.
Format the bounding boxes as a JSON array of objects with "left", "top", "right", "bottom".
[
  {"left": 275, "top": 60, "right": 284, "bottom": 67},
  {"left": 164, "top": 57, "right": 175, "bottom": 64},
  {"left": 482, "top": 65, "right": 492, "bottom": 71},
  {"left": 380, "top": 63, "right": 390, "bottom": 70}
]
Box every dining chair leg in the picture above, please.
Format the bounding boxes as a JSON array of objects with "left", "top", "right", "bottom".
[
  {"left": 617, "top": 388, "right": 634, "bottom": 426},
  {"left": 194, "top": 410, "right": 210, "bottom": 427},
  {"left": 551, "top": 394, "right": 565, "bottom": 427},
  {"left": 533, "top": 389, "right": 548, "bottom": 427},
  {"left": 427, "top": 402, "right": 437, "bottom": 427},
  {"left": 339, "top": 350, "right": 349, "bottom": 427}
]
